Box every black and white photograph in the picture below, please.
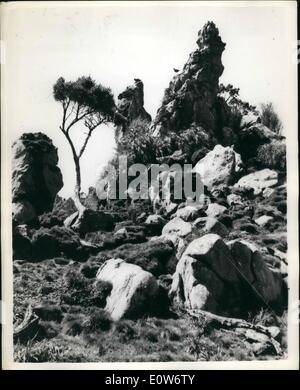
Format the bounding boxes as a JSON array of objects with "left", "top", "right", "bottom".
[{"left": 1, "top": 1, "right": 298, "bottom": 369}]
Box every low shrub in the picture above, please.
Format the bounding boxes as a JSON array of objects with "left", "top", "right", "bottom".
[
  {"left": 256, "top": 141, "right": 286, "bottom": 171},
  {"left": 83, "top": 309, "right": 112, "bottom": 332},
  {"left": 61, "top": 268, "right": 112, "bottom": 307},
  {"left": 260, "top": 102, "right": 283, "bottom": 134}
]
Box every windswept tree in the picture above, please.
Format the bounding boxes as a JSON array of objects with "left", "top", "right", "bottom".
[{"left": 53, "top": 76, "right": 115, "bottom": 211}]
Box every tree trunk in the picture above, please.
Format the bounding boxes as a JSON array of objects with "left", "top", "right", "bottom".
[
  {"left": 64, "top": 132, "right": 86, "bottom": 215},
  {"left": 73, "top": 154, "right": 86, "bottom": 214}
]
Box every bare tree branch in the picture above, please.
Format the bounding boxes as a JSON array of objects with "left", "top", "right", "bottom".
[{"left": 78, "top": 118, "right": 105, "bottom": 159}]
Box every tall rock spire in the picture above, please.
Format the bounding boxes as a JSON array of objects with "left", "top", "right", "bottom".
[
  {"left": 153, "top": 21, "right": 226, "bottom": 136},
  {"left": 114, "top": 79, "right": 152, "bottom": 142}
]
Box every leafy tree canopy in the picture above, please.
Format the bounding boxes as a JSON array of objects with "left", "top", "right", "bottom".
[{"left": 53, "top": 76, "right": 115, "bottom": 123}]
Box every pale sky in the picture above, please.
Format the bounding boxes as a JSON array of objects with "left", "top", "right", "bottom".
[{"left": 2, "top": 1, "right": 297, "bottom": 198}]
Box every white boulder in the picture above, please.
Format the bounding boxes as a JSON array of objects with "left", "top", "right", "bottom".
[
  {"left": 193, "top": 145, "right": 243, "bottom": 189},
  {"left": 96, "top": 258, "right": 159, "bottom": 321}
]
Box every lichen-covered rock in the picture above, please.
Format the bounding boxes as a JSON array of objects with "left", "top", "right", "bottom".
[
  {"left": 12, "top": 133, "right": 63, "bottom": 224},
  {"left": 193, "top": 145, "right": 243, "bottom": 189},
  {"left": 153, "top": 21, "right": 225, "bottom": 135},
  {"left": 96, "top": 258, "right": 160, "bottom": 321}
]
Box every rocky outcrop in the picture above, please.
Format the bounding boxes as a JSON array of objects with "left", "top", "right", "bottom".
[
  {"left": 12, "top": 133, "right": 63, "bottom": 224},
  {"left": 114, "top": 79, "right": 151, "bottom": 141},
  {"left": 153, "top": 21, "right": 225, "bottom": 136},
  {"left": 170, "top": 234, "right": 239, "bottom": 314},
  {"left": 96, "top": 258, "right": 160, "bottom": 320},
  {"left": 227, "top": 240, "right": 283, "bottom": 310},
  {"left": 170, "top": 234, "right": 284, "bottom": 316}
]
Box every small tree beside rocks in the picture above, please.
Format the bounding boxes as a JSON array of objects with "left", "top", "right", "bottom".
[{"left": 53, "top": 76, "right": 115, "bottom": 213}]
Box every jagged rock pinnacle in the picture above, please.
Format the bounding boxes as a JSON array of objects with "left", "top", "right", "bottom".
[
  {"left": 114, "top": 79, "right": 152, "bottom": 142},
  {"left": 153, "top": 21, "right": 226, "bottom": 136}
]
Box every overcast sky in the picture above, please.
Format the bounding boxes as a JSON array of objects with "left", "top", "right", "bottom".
[{"left": 3, "top": 1, "right": 297, "bottom": 198}]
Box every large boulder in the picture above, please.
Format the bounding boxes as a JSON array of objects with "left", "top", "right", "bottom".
[
  {"left": 12, "top": 133, "right": 63, "bottom": 224},
  {"left": 228, "top": 240, "right": 284, "bottom": 311},
  {"left": 193, "top": 145, "right": 243, "bottom": 189},
  {"left": 170, "top": 234, "right": 240, "bottom": 315},
  {"left": 96, "top": 258, "right": 160, "bottom": 321},
  {"left": 170, "top": 234, "right": 284, "bottom": 316},
  {"left": 234, "top": 169, "right": 278, "bottom": 195}
]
